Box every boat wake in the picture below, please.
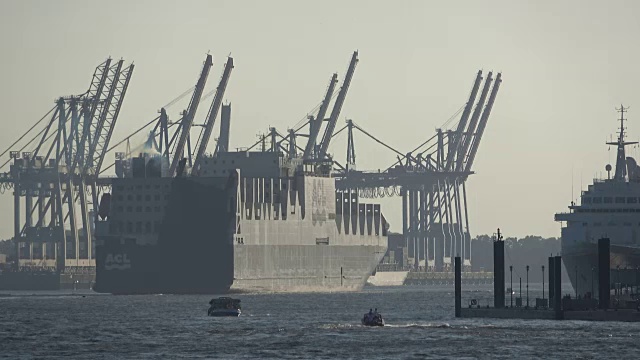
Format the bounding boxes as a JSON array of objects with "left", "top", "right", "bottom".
[
  {"left": 384, "top": 322, "right": 451, "bottom": 329},
  {"left": 320, "top": 322, "right": 458, "bottom": 330},
  {"left": 320, "top": 323, "right": 357, "bottom": 330}
]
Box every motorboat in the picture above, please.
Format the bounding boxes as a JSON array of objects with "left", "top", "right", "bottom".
[
  {"left": 207, "top": 297, "right": 241, "bottom": 317},
  {"left": 361, "top": 311, "right": 384, "bottom": 327}
]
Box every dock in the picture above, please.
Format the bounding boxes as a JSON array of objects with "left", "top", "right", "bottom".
[{"left": 454, "top": 235, "right": 640, "bottom": 322}]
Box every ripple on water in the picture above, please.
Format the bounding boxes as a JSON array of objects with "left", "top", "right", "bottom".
[{"left": 1, "top": 285, "right": 640, "bottom": 359}]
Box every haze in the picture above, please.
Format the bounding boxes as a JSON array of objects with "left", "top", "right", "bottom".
[{"left": 1, "top": 0, "right": 639, "bottom": 240}]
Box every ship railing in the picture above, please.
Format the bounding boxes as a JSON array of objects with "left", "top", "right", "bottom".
[
  {"left": 376, "top": 263, "right": 411, "bottom": 272},
  {"left": 15, "top": 265, "right": 57, "bottom": 273},
  {"left": 61, "top": 266, "right": 96, "bottom": 274}
]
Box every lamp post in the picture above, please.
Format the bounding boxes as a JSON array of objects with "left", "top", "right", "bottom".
[
  {"left": 526, "top": 265, "right": 530, "bottom": 308},
  {"left": 624, "top": 266, "right": 628, "bottom": 294},
  {"left": 542, "top": 265, "right": 545, "bottom": 300},
  {"left": 636, "top": 266, "right": 638, "bottom": 295},
  {"left": 575, "top": 265, "right": 578, "bottom": 298},
  {"left": 617, "top": 265, "right": 620, "bottom": 295},
  {"left": 591, "top": 266, "right": 595, "bottom": 298},
  {"left": 519, "top": 277, "right": 522, "bottom": 307},
  {"left": 510, "top": 265, "right": 513, "bottom": 307}
]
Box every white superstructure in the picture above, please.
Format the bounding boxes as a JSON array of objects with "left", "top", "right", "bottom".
[{"left": 555, "top": 106, "right": 640, "bottom": 293}]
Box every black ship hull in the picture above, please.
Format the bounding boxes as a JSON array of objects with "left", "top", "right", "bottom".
[
  {"left": 94, "top": 176, "right": 235, "bottom": 295},
  {"left": 94, "top": 243, "right": 233, "bottom": 295}
]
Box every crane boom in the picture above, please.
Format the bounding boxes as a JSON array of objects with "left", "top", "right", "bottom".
[
  {"left": 464, "top": 72, "right": 501, "bottom": 172},
  {"left": 191, "top": 57, "right": 234, "bottom": 175},
  {"left": 85, "top": 60, "right": 124, "bottom": 173},
  {"left": 72, "top": 58, "right": 112, "bottom": 172},
  {"left": 455, "top": 72, "right": 493, "bottom": 172},
  {"left": 303, "top": 73, "right": 338, "bottom": 160},
  {"left": 95, "top": 63, "right": 135, "bottom": 174},
  {"left": 169, "top": 54, "right": 213, "bottom": 176},
  {"left": 445, "top": 70, "right": 482, "bottom": 171},
  {"left": 318, "top": 51, "right": 359, "bottom": 159}
]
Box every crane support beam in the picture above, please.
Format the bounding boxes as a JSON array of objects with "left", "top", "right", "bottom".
[
  {"left": 318, "top": 51, "right": 359, "bottom": 159},
  {"left": 303, "top": 73, "right": 338, "bottom": 160},
  {"left": 192, "top": 57, "right": 234, "bottom": 175},
  {"left": 352, "top": 122, "right": 405, "bottom": 158},
  {"left": 346, "top": 119, "right": 356, "bottom": 170},
  {"left": 445, "top": 70, "right": 482, "bottom": 171},
  {"left": 288, "top": 129, "right": 297, "bottom": 158},
  {"left": 65, "top": 98, "right": 81, "bottom": 172},
  {"left": 464, "top": 73, "right": 501, "bottom": 172},
  {"left": 215, "top": 104, "right": 231, "bottom": 154},
  {"left": 169, "top": 54, "right": 213, "bottom": 176},
  {"left": 159, "top": 108, "right": 170, "bottom": 158},
  {"left": 33, "top": 108, "right": 59, "bottom": 160},
  {"left": 55, "top": 99, "right": 67, "bottom": 165}
]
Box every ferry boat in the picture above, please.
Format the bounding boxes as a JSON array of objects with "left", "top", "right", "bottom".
[
  {"left": 208, "top": 297, "right": 241, "bottom": 317},
  {"left": 361, "top": 309, "right": 384, "bottom": 326},
  {"left": 555, "top": 106, "right": 640, "bottom": 294}
]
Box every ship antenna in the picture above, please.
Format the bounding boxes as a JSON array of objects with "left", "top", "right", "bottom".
[
  {"left": 580, "top": 170, "right": 582, "bottom": 198},
  {"left": 606, "top": 105, "right": 637, "bottom": 181},
  {"left": 571, "top": 165, "right": 574, "bottom": 203},
  {"left": 616, "top": 104, "right": 628, "bottom": 142}
]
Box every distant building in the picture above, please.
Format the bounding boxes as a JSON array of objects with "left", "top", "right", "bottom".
[{"left": 379, "top": 232, "right": 408, "bottom": 269}]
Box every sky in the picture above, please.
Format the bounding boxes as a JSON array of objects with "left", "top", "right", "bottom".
[{"left": 1, "top": 0, "right": 640, "bottom": 240}]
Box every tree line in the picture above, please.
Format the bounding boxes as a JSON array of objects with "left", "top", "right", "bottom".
[{"left": 471, "top": 234, "right": 569, "bottom": 282}]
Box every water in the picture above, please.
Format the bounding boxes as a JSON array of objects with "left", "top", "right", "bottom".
[{"left": 1, "top": 285, "right": 638, "bottom": 359}]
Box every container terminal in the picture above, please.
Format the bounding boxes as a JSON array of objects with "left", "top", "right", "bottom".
[{"left": 0, "top": 51, "right": 502, "bottom": 292}]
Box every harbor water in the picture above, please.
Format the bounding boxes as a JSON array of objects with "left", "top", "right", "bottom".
[{"left": 1, "top": 284, "right": 638, "bottom": 359}]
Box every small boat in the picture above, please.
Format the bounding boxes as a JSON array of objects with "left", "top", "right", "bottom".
[
  {"left": 361, "top": 311, "right": 384, "bottom": 327},
  {"left": 207, "top": 297, "right": 241, "bottom": 317}
]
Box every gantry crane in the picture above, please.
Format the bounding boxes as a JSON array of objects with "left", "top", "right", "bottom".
[{"left": 1, "top": 57, "right": 133, "bottom": 271}]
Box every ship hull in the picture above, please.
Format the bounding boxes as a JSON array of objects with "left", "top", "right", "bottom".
[
  {"left": 231, "top": 244, "right": 385, "bottom": 292},
  {"left": 95, "top": 242, "right": 385, "bottom": 294},
  {"left": 562, "top": 241, "right": 640, "bottom": 294},
  {"left": 94, "top": 242, "right": 234, "bottom": 295}
]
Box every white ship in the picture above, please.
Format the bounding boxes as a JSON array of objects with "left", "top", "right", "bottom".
[{"left": 555, "top": 106, "right": 640, "bottom": 294}]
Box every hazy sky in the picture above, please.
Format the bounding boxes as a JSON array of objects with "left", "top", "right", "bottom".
[{"left": 1, "top": 0, "right": 640, "bottom": 240}]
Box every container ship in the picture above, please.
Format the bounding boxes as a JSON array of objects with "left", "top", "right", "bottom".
[
  {"left": 555, "top": 106, "right": 640, "bottom": 294},
  {"left": 93, "top": 149, "right": 388, "bottom": 294},
  {"left": 0, "top": 51, "right": 387, "bottom": 294}
]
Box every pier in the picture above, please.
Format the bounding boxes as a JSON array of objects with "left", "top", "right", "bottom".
[{"left": 455, "top": 236, "right": 640, "bottom": 322}]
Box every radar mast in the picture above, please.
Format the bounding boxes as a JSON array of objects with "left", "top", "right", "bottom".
[{"left": 606, "top": 105, "right": 637, "bottom": 181}]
